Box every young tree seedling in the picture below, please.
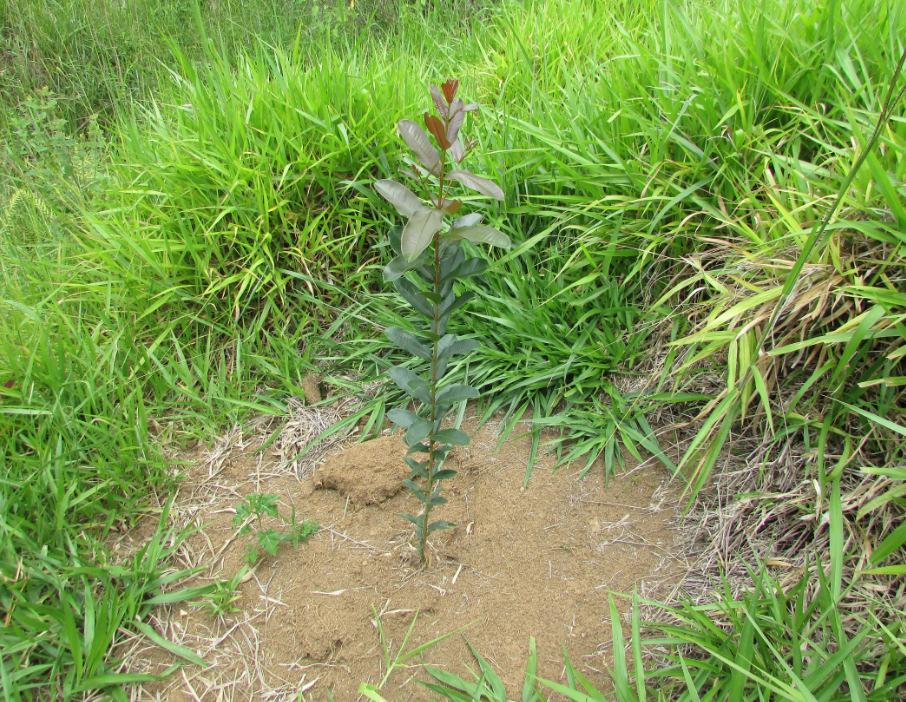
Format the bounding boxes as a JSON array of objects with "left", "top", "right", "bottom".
[{"left": 374, "top": 79, "right": 511, "bottom": 565}]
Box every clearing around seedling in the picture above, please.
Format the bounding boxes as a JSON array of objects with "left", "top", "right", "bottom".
[{"left": 118, "top": 413, "right": 686, "bottom": 700}]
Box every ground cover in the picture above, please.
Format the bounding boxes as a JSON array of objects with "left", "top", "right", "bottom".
[{"left": 116, "top": 415, "right": 684, "bottom": 699}]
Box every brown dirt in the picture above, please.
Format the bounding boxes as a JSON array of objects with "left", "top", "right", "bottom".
[
  {"left": 312, "top": 435, "right": 409, "bottom": 506},
  {"left": 121, "top": 417, "right": 687, "bottom": 701}
]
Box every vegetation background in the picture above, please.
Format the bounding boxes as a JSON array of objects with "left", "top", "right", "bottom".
[{"left": 0, "top": 0, "right": 903, "bottom": 699}]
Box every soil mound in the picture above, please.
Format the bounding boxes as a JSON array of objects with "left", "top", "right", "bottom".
[
  {"left": 122, "top": 418, "right": 686, "bottom": 701},
  {"left": 313, "top": 435, "right": 408, "bottom": 505}
]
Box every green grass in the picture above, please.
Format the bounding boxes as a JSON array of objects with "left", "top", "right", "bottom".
[
  {"left": 420, "top": 567, "right": 906, "bottom": 701},
  {"left": 1, "top": 0, "right": 904, "bottom": 698}
]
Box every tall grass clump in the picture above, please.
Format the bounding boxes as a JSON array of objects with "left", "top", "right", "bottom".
[
  {"left": 0, "top": 0, "right": 405, "bottom": 126},
  {"left": 0, "top": 225, "right": 213, "bottom": 696}
]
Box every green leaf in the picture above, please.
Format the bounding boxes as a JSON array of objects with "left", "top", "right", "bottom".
[
  {"left": 402, "top": 208, "right": 444, "bottom": 261},
  {"left": 439, "top": 245, "right": 466, "bottom": 280},
  {"left": 608, "top": 597, "right": 629, "bottom": 697},
  {"left": 448, "top": 169, "right": 504, "bottom": 200},
  {"left": 398, "top": 119, "right": 440, "bottom": 174},
  {"left": 428, "top": 520, "right": 455, "bottom": 534},
  {"left": 837, "top": 400, "right": 906, "bottom": 437},
  {"left": 449, "top": 224, "right": 511, "bottom": 249},
  {"left": 387, "top": 407, "right": 420, "bottom": 429},
  {"left": 405, "top": 420, "right": 432, "bottom": 447},
  {"left": 394, "top": 278, "right": 434, "bottom": 317},
  {"left": 375, "top": 179, "right": 423, "bottom": 217},
  {"left": 438, "top": 334, "right": 479, "bottom": 360},
  {"left": 257, "top": 529, "right": 282, "bottom": 556},
  {"left": 405, "top": 457, "right": 428, "bottom": 478},
  {"left": 522, "top": 638, "right": 539, "bottom": 702},
  {"left": 358, "top": 683, "right": 392, "bottom": 702},
  {"left": 384, "top": 255, "right": 413, "bottom": 282},
  {"left": 132, "top": 621, "right": 205, "bottom": 667},
  {"left": 402, "top": 479, "right": 428, "bottom": 502},
  {"left": 434, "top": 428, "right": 470, "bottom": 445},
  {"left": 289, "top": 521, "right": 319, "bottom": 544},
  {"left": 450, "top": 257, "right": 488, "bottom": 279},
  {"left": 386, "top": 326, "right": 431, "bottom": 360},
  {"left": 453, "top": 213, "right": 482, "bottom": 228},
  {"left": 388, "top": 366, "right": 430, "bottom": 404},
  {"left": 387, "top": 408, "right": 420, "bottom": 428},
  {"left": 437, "top": 383, "right": 479, "bottom": 407},
  {"left": 871, "top": 521, "right": 906, "bottom": 565},
  {"left": 433, "top": 469, "right": 457, "bottom": 480},
  {"left": 439, "top": 292, "right": 475, "bottom": 328},
  {"left": 388, "top": 224, "right": 402, "bottom": 255}
]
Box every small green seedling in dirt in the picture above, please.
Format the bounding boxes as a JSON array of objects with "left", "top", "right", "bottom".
[
  {"left": 374, "top": 79, "right": 512, "bottom": 565},
  {"left": 232, "top": 492, "right": 319, "bottom": 566},
  {"left": 202, "top": 568, "right": 248, "bottom": 617}
]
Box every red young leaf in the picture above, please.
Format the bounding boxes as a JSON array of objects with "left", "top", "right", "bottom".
[
  {"left": 423, "top": 112, "right": 451, "bottom": 150},
  {"left": 441, "top": 79, "right": 459, "bottom": 103},
  {"left": 442, "top": 199, "right": 463, "bottom": 214},
  {"left": 430, "top": 196, "right": 462, "bottom": 214}
]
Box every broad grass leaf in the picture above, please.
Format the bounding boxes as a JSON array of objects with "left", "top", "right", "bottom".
[{"left": 871, "top": 521, "right": 906, "bottom": 565}]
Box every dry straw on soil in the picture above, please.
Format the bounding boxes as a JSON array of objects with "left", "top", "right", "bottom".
[{"left": 114, "top": 401, "right": 694, "bottom": 700}]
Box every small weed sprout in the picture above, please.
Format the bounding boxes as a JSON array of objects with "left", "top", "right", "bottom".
[
  {"left": 232, "top": 492, "right": 319, "bottom": 566},
  {"left": 374, "top": 79, "right": 512, "bottom": 565},
  {"left": 202, "top": 569, "right": 247, "bottom": 617}
]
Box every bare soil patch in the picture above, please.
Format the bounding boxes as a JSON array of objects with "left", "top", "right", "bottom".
[{"left": 121, "top": 416, "right": 687, "bottom": 700}]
